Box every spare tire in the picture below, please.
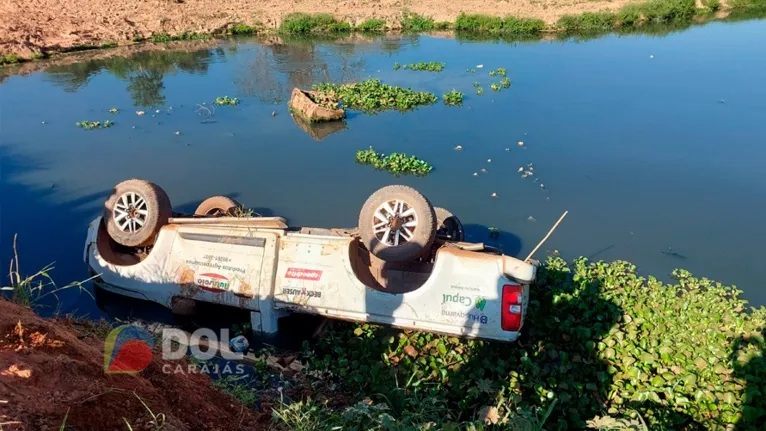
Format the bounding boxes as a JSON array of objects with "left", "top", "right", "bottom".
[
  {"left": 194, "top": 196, "right": 242, "bottom": 216},
  {"left": 358, "top": 185, "right": 436, "bottom": 262},
  {"left": 435, "top": 207, "right": 465, "bottom": 242},
  {"left": 104, "top": 179, "right": 172, "bottom": 248}
]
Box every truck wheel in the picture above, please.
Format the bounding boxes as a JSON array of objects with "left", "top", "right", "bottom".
[
  {"left": 104, "top": 179, "right": 172, "bottom": 248},
  {"left": 195, "top": 196, "right": 242, "bottom": 216},
  {"left": 359, "top": 185, "right": 436, "bottom": 262},
  {"left": 435, "top": 207, "right": 465, "bottom": 242}
]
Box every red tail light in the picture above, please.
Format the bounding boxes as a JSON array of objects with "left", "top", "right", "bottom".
[{"left": 501, "top": 284, "right": 523, "bottom": 332}]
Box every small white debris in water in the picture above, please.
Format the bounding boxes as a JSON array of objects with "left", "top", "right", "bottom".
[
  {"left": 481, "top": 168, "right": 487, "bottom": 173},
  {"left": 41, "top": 121, "right": 46, "bottom": 124},
  {"left": 272, "top": 111, "right": 276, "bottom": 117},
  {"left": 518, "top": 167, "right": 524, "bottom": 172},
  {"left": 528, "top": 216, "right": 536, "bottom": 222},
  {"left": 650, "top": 55, "right": 654, "bottom": 59},
  {"left": 155, "top": 109, "right": 160, "bottom": 113},
  {"left": 175, "top": 131, "right": 181, "bottom": 135},
  {"left": 455, "top": 145, "right": 463, "bottom": 151},
  {"left": 529, "top": 166, "right": 534, "bottom": 171},
  {"left": 491, "top": 192, "right": 497, "bottom": 198},
  {"left": 540, "top": 184, "right": 545, "bottom": 188},
  {"left": 476, "top": 64, "right": 484, "bottom": 68},
  {"left": 505, "top": 148, "right": 510, "bottom": 152},
  {"left": 487, "top": 159, "right": 491, "bottom": 163},
  {"left": 518, "top": 141, "right": 524, "bottom": 147},
  {"left": 132, "top": 126, "right": 136, "bottom": 129},
  {"left": 473, "top": 172, "right": 479, "bottom": 176},
  {"left": 136, "top": 111, "right": 145, "bottom": 116}
]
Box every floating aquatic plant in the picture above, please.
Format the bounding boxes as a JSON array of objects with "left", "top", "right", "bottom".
[
  {"left": 215, "top": 96, "right": 240, "bottom": 106},
  {"left": 500, "top": 77, "right": 511, "bottom": 88},
  {"left": 314, "top": 79, "right": 437, "bottom": 113},
  {"left": 356, "top": 147, "right": 433, "bottom": 176},
  {"left": 109, "top": 108, "right": 118, "bottom": 114},
  {"left": 397, "top": 62, "right": 445, "bottom": 72},
  {"left": 76, "top": 120, "right": 113, "bottom": 130},
  {"left": 442, "top": 90, "right": 464, "bottom": 106}
]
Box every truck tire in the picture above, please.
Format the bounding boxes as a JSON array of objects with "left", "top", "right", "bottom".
[
  {"left": 103, "top": 179, "right": 172, "bottom": 248},
  {"left": 358, "top": 185, "right": 436, "bottom": 262},
  {"left": 435, "top": 207, "right": 465, "bottom": 242},
  {"left": 194, "top": 196, "right": 242, "bottom": 216}
]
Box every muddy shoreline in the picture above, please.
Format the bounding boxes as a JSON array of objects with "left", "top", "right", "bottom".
[{"left": 1, "top": 0, "right": 764, "bottom": 62}]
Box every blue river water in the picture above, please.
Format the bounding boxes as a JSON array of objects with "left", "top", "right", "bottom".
[{"left": 1, "top": 19, "right": 765, "bottom": 318}]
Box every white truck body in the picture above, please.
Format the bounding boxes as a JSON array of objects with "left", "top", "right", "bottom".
[{"left": 84, "top": 216, "right": 536, "bottom": 342}]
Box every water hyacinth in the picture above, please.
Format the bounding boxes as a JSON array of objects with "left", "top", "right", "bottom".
[
  {"left": 307, "top": 258, "right": 766, "bottom": 429},
  {"left": 355, "top": 147, "right": 433, "bottom": 176},
  {"left": 314, "top": 79, "right": 437, "bottom": 113}
]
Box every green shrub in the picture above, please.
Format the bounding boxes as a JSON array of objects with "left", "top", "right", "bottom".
[
  {"left": 728, "top": 0, "right": 766, "bottom": 9},
  {"left": 356, "top": 18, "right": 386, "bottom": 32},
  {"left": 639, "top": 0, "right": 696, "bottom": 23},
  {"left": 313, "top": 79, "right": 437, "bottom": 113},
  {"left": 455, "top": 14, "right": 545, "bottom": 35},
  {"left": 0, "top": 53, "right": 21, "bottom": 65},
  {"left": 503, "top": 16, "right": 546, "bottom": 34},
  {"left": 705, "top": 0, "right": 722, "bottom": 11},
  {"left": 230, "top": 23, "right": 259, "bottom": 35},
  {"left": 455, "top": 13, "right": 504, "bottom": 33},
  {"left": 280, "top": 13, "right": 351, "bottom": 33},
  {"left": 617, "top": 5, "right": 643, "bottom": 27},
  {"left": 100, "top": 41, "right": 118, "bottom": 49},
  {"left": 308, "top": 257, "right": 766, "bottom": 429},
  {"left": 434, "top": 21, "right": 451, "bottom": 30},
  {"left": 149, "top": 32, "right": 210, "bottom": 43},
  {"left": 401, "top": 10, "right": 435, "bottom": 31},
  {"left": 557, "top": 11, "right": 617, "bottom": 32}
]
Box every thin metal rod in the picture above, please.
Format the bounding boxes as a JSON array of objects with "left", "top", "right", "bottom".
[{"left": 525, "top": 211, "right": 568, "bottom": 262}]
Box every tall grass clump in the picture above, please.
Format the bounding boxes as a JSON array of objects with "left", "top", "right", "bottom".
[
  {"left": 617, "top": 5, "right": 643, "bottom": 27},
  {"left": 728, "top": 0, "right": 766, "bottom": 9},
  {"left": 638, "top": 0, "right": 696, "bottom": 23},
  {"left": 0, "top": 53, "right": 21, "bottom": 65},
  {"left": 230, "top": 23, "right": 259, "bottom": 35},
  {"left": 557, "top": 11, "right": 618, "bottom": 32},
  {"left": 280, "top": 13, "right": 352, "bottom": 34},
  {"left": 356, "top": 18, "right": 386, "bottom": 32},
  {"left": 455, "top": 13, "right": 545, "bottom": 35},
  {"left": 2, "top": 235, "right": 93, "bottom": 309},
  {"left": 401, "top": 10, "right": 435, "bottom": 31}
]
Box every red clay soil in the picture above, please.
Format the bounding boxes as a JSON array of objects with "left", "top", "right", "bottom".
[{"left": 0, "top": 300, "right": 269, "bottom": 430}]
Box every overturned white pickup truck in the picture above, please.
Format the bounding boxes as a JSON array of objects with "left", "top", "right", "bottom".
[{"left": 84, "top": 179, "right": 537, "bottom": 342}]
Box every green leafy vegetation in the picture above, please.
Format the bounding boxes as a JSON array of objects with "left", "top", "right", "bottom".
[
  {"left": 500, "top": 77, "right": 511, "bottom": 88},
  {"left": 0, "top": 53, "right": 21, "bottom": 65},
  {"left": 303, "top": 257, "right": 766, "bottom": 429},
  {"left": 356, "top": 18, "right": 386, "bottom": 32},
  {"left": 149, "top": 32, "right": 211, "bottom": 43},
  {"left": 75, "top": 120, "right": 113, "bottom": 130},
  {"left": 215, "top": 96, "right": 239, "bottom": 106},
  {"left": 1, "top": 236, "right": 92, "bottom": 309},
  {"left": 100, "top": 41, "right": 118, "bottom": 49},
  {"left": 313, "top": 79, "right": 437, "bottom": 113},
  {"left": 230, "top": 23, "right": 259, "bottom": 35},
  {"left": 442, "top": 89, "right": 463, "bottom": 106},
  {"left": 109, "top": 107, "right": 118, "bottom": 114},
  {"left": 557, "top": 11, "right": 618, "bottom": 32},
  {"left": 398, "top": 61, "right": 445, "bottom": 72},
  {"left": 455, "top": 13, "right": 546, "bottom": 35},
  {"left": 356, "top": 147, "right": 433, "bottom": 176},
  {"left": 280, "top": 13, "right": 352, "bottom": 33},
  {"left": 401, "top": 10, "right": 435, "bottom": 31},
  {"left": 434, "top": 21, "right": 452, "bottom": 30}
]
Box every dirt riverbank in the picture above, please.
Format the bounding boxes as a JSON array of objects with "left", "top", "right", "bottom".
[
  {"left": 0, "top": 300, "right": 269, "bottom": 430},
  {"left": 0, "top": 0, "right": 674, "bottom": 59}
]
